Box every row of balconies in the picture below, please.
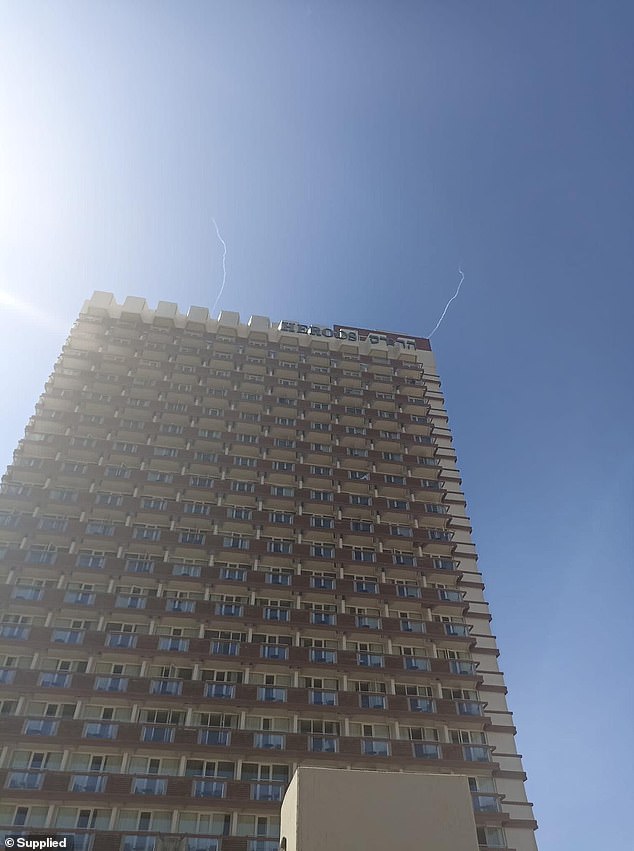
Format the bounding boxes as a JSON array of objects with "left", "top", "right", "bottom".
[
  {"left": 15, "top": 434, "right": 438, "bottom": 465},
  {"left": 0, "top": 628, "right": 474, "bottom": 664},
  {"left": 1, "top": 509, "right": 450, "bottom": 541},
  {"left": 3, "top": 524, "right": 451, "bottom": 554},
  {"left": 48, "top": 367, "right": 429, "bottom": 399},
  {"left": 42, "top": 373, "right": 430, "bottom": 409},
  {"left": 0, "top": 566, "right": 467, "bottom": 608},
  {"left": 0, "top": 718, "right": 495, "bottom": 765},
  {"left": 29, "top": 399, "right": 436, "bottom": 432},
  {"left": 6, "top": 458, "right": 441, "bottom": 489},
  {"left": 0, "top": 480, "right": 448, "bottom": 519},
  {"left": 3, "top": 591, "right": 465, "bottom": 629},
  {"left": 1, "top": 670, "right": 482, "bottom": 714},
  {"left": 1, "top": 564, "right": 462, "bottom": 601},
  {"left": 0, "top": 761, "right": 499, "bottom": 805}
]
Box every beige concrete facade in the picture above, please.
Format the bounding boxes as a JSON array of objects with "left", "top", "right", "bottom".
[{"left": 280, "top": 767, "right": 479, "bottom": 851}]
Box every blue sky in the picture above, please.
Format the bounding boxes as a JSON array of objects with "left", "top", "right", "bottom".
[{"left": 1, "top": 2, "right": 633, "bottom": 847}]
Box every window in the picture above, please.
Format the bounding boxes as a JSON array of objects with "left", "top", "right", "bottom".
[
  {"left": 396, "top": 585, "right": 420, "bottom": 599},
  {"left": 350, "top": 520, "right": 373, "bottom": 533},
  {"left": 357, "top": 653, "right": 384, "bottom": 668},
  {"left": 172, "top": 562, "right": 201, "bottom": 577},
  {"left": 310, "top": 575, "right": 335, "bottom": 590},
  {"left": 147, "top": 471, "right": 173, "bottom": 483},
  {"left": 205, "top": 683, "right": 235, "bottom": 699},
  {"left": 141, "top": 726, "right": 175, "bottom": 743},
  {"left": 272, "top": 461, "right": 294, "bottom": 472},
  {"left": 141, "top": 497, "right": 168, "bottom": 511},
  {"left": 309, "top": 490, "right": 333, "bottom": 502},
  {"left": 350, "top": 494, "right": 372, "bottom": 506},
  {"left": 150, "top": 679, "right": 182, "bottom": 696},
  {"left": 192, "top": 780, "right": 225, "bottom": 798},
  {"left": 352, "top": 549, "right": 376, "bottom": 563},
  {"left": 359, "top": 694, "right": 386, "bottom": 710},
  {"left": 310, "top": 516, "right": 334, "bottom": 529},
  {"left": 158, "top": 637, "right": 189, "bottom": 652},
  {"left": 95, "top": 676, "right": 128, "bottom": 693},
  {"left": 310, "top": 611, "right": 335, "bottom": 626},
  {"left": 387, "top": 499, "right": 409, "bottom": 510},
  {"left": 25, "top": 547, "right": 57, "bottom": 565},
  {"left": 267, "top": 540, "right": 293, "bottom": 554},
  {"left": 393, "top": 553, "right": 417, "bottom": 566},
  {"left": 223, "top": 535, "right": 250, "bottom": 550},
  {"left": 25, "top": 719, "right": 59, "bottom": 736},
  {"left": 254, "top": 733, "right": 285, "bottom": 750},
  {"left": 403, "top": 657, "right": 431, "bottom": 672},
  {"left": 263, "top": 608, "right": 290, "bottom": 623},
  {"left": 229, "top": 506, "right": 253, "bottom": 520},
  {"left": 211, "top": 641, "right": 240, "bottom": 656},
  {"left": 269, "top": 511, "right": 294, "bottom": 525},
  {"left": 12, "top": 585, "right": 44, "bottom": 601},
  {"left": 265, "top": 572, "right": 292, "bottom": 586},
  {"left": 355, "top": 616, "right": 380, "bottom": 629},
  {"left": 433, "top": 557, "right": 457, "bottom": 571},
  {"left": 7, "top": 772, "right": 44, "bottom": 790},
  {"left": 310, "top": 736, "right": 337, "bottom": 753},
  {"left": 310, "top": 465, "right": 332, "bottom": 476},
  {"left": 190, "top": 475, "right": 215, "bottom": 489},
  {"left": 106, "top": 633, "right": 137, "bottom": 648},
  {"left": 52, "top": 629, "right": 84, "bottom": 645},
  {"left": 310, "top": 544, "right": 335, "bottom": 558},
  {"left": 83, "top": 723, "right": 118, "bottom": 740},
  {"left": 409, "top": 697, "right": 436, "bottom": 713},
  {"left": 215, "top": 603, "right": 243, "bottom": 617},
  {"left": 126, "top": 558, "right": 154, "bottom": 574},
  {"left": 270, "top": 485, "right": 294, "bottom": 497},
  {"left": 132, "top": 525, "right": 161, "bottom": 541},
  {"left": 354, "top": 580, "right": 377, "bottom": 594},
  {"left": 233, "top": 456, "right": 257, "bottom": 468},
  {"left": 476, "top": 827, "right": 506, "bottom": 847},
  {"left": 71, "top": 774, "right": 108, "bottom": 793},
  {"left": 251, "top": 782, "right": 283, "bottom": 802},
  {"left": 257, "top": 687, "right": 287, "bottom": 703},
  {"left": 220, "top": 567, "right": 247, "bottom": 581},
  {"left": 445, "top": 623, "right": 469, "bottom": 637},
  {"left": 260, "top": 645, "right": 287, "bottom": 660},
  {"left": 132, "top": 777, "right": 167, "bottom": 795},
  {"left": 178, "top": 531, "right": 206, "bottom": 546},
  {"left": 39, "top": 672, "right": 71, "bottom": 688},
  {"left": 193, "top": 728, "right": 230, "bottom": 748},
  {"left": 309, "top": 649, "right": 336, "bottom": 664},
  {"left": 361, "top": 739, "right": 390, "bottom": 756},
  {"left": 463, "top": 745, "right": 491, "bottom": 762},
  {"left": 310, "top": 690, "right": 337, "bottom": 706},
  {"left": 449, "top": 660, "right": 476, "bottom": 675},
  {"left": 413, "top": 742, "right": 441, "bottom": 759}
]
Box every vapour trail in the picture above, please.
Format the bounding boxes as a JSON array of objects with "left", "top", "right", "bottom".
[
  {"left": 427, "top": 268, "right": 465, "bottom": 338},
  {"left": 210, "top": 218, "right": 228, "bottom": 316}
]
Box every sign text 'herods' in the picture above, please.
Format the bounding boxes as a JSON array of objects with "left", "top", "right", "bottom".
[{"left": 278, "top": 321, "right": 429, "bottom": 351}]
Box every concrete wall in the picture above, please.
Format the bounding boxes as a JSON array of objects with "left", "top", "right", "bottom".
[{"left": 280, "top": 767, "right": 480, "bottom": 851}]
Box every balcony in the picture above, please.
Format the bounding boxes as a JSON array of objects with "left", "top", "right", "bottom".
[{"left": 71, "top": 774, "right": 107, "bottom": 793}]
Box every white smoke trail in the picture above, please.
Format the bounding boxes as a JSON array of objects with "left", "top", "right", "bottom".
[
  {"left": 427, "top": 267, "right": 465, "bottom": 339},
  {"left": 210, "top": 218, "right": 228, "bottom": 316}
]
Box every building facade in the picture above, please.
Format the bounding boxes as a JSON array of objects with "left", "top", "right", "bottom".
[{"left": 0, "top": 292, "right": 538, "bottom": 851}]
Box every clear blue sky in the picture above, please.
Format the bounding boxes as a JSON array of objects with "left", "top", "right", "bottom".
[{"left": 1, "top": 2, "right": 633, "bottom": 848}]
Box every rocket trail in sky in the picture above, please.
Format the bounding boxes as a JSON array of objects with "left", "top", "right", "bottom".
[
  {"left": 427, "top": 268, "right": 465, "bottom": 338},
  {"left": 210, "top": 218, "right": 228, "bottom": 316}
]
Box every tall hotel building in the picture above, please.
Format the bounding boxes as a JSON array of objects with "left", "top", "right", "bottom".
[{"left": 0, "top": 293, "right": 538, "bottom": 851}]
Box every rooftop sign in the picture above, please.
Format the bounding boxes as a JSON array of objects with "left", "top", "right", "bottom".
[{"left": 278, "top": 321, "right": 430, "bottom": 351}]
